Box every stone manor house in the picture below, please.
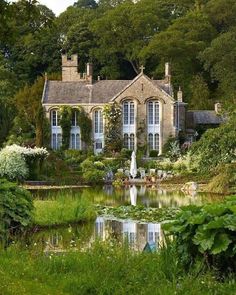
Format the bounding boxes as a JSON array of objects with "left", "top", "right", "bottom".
[{"left": 42, "top": 54, "right": 222, "bottom": 154}]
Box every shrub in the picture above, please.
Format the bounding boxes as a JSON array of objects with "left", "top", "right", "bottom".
[
  {"left": 0, "top": 151, "right": 28, "bottom": 181},
  {"left": 120, "top": 148, "right": 132, "bottom": 159},
  {"left": 83, "top": 169, "right": 106, "bottom": 183},
  {"left": 0, "top": 145, "right": 48, "bottom": 181},
  {"left": 206, "top": 164, "right": 236, "bottom": 194},
  {"left": 149, "top": 150, "right": 158, "bottom": 158},
  {"left": 190, "top": 115, "right": 236, "bottom": 173},
  {"left": 0, "top": 179, "right": 33, "bottom": 243},
  {"left": 94, "top": 161, "right": 105, "bottom": 170},
  {"left": 164, "top": 197, "right": 236, "bottom": 273}
]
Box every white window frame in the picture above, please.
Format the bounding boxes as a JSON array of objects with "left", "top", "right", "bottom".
[{"left": 123, "top": 101, "right": 134, "bottom": 126}]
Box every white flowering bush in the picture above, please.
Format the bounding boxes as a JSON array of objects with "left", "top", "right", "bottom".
[
  {"left": 0, "top": 145, "right": 49, "bottom": 181},
  {"left": 0, "top": 150, "right": 28, "bottom": 180}
]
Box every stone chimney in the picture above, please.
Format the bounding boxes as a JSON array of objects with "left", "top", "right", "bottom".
[
  {"left": 165, "top": 62, "right": 171, "bottom": 83},
  {"left": 215, "top": 102, "right": 222, "bottom": 114},
  {"left": 177, "top": 86, "right": 183, "bottom": 102},
  {"left": 86, "top": 63, "right": 93, "bottom": 84}
]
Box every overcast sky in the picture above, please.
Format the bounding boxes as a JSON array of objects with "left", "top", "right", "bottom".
[
  {"left": 8, "top": 0, "right": 75, "bottom": 16},
  {"left": 39, "top": 0, "right": 75, "bottom": 15}
]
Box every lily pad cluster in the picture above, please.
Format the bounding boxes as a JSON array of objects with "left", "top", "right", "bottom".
[{"left": 96, "top": 205, "right": 180, "bottom": 223}]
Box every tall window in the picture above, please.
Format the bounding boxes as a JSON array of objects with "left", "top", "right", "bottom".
[
  {"left": 154, "top": 134, "right": 159, "bottom": 151},
  {"left": 51, "top": 110, "right": 59, "bottom": 126},
  {"left": 123, "top": 101, "right": 134, "bottom": 125},
  {"left": 124, "top": 133, "right": 129, "bottom": 149},
  {"left": 148, "top": 101, "right": 159, "bottom": 125},
  {"left": 52, "top": 133, "right": 62, "bottom": 150},
  {"left": 123, "top": 133, "right": 135, "bottom": 150},
  {"left": 148, "top": 133, "right": 153, "bottom": 151},
  {"left": 148, "top": 133, "right": 159, "bottom": 151},
  {"left": 130, "top": 134, "right": 135, "bottom": 150},
  {"left": 94, "top": 110, "right": 103, "bottom": 134},
  {"left": 71, "top": 133, "right": 80, "bottom": 150}
]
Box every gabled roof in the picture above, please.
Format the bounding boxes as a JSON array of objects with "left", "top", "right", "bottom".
[{"left": 42, "top": 74, "right": 173, "bottom": 105}]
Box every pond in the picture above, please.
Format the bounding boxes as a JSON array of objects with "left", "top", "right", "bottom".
[
  {"left": 15, "top": 185, "right": 223, "bottom": 253},
  {"left": 31, "top": 185, "right": 222, "bottom": 208}
]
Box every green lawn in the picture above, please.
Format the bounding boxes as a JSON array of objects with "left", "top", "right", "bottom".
[
  {"left": 0, "top": 243, "right": 235, "bottom": 295},
  {"left": 33, "top": 195, "right": 96, "bottom": 227}
]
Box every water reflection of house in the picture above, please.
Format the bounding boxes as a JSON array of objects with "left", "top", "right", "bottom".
[{"left": 147, "top": 223, "right": 161, "bottom": 247}]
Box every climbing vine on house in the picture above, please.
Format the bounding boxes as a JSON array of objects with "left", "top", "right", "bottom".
[
  {"left": 60, "top": 106, "right": 72, "bottom": 150},
  {"left": 60, "top": 106, "right": 92, "bottom": 150},
  {"left": 103, "top": 102, "right": 122, "bottom": 153},
  {"left": 77, "top": 108, "right": 92, "bottom": 145}
]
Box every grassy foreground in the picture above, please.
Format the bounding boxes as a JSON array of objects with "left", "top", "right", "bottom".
[
  {"left": 0, "top": 243, "right": 236, "bottom": 295},
  {"left": 33, "top": 195, "right": 96, "bottom": 227}
]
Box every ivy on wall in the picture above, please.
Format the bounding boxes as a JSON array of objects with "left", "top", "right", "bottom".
[
  {"left": 103, "top": 102, "right": 122, "bottom": 153},
  {"left": 77, "top": 108, "right": 92, "bottom": 145},
  {"left": 60, "top": 106, "right": 72, "bottom": 150},
  {"left": 59, "top": 106, "right": 92, "bottom": 150}
]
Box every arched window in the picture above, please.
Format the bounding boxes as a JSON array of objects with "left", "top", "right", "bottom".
[
  {"left": 123, "top": 101, "right": 134, "bottom": 125},
  {"left": 94, "top": 109, "right": 103, "bottom": 134},
  {"left": 148, "top": 133, "right": 153, "bottom": 150},
  {"left": 51, "top": 110, "right": 59, "bottom": 126},
  {"left": 148, "top": 101, "right": 159, "bottom": 125}
]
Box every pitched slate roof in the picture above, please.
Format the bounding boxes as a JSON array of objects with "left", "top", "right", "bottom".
[
  {"left": 42, "top": 77, "right": 172, "bottom": 105},
  {"left": 186, "top": 110, "right": 223, "bottom": 127}
]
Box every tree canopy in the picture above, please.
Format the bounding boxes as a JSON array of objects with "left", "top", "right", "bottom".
[{"left": 0, "top": 0, "right": 236, "bottom": 145}]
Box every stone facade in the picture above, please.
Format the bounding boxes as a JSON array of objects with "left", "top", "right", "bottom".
[{"left": 42, "top": 54, "right": 221, "bottom": 154}]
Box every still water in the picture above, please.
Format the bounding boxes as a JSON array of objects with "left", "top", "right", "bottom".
[
  {"left": 22, "top": 185, "right": 222, "bottom": 253},
  {"left": 31, "top": 184, "right": 221, "bottom": 208}
]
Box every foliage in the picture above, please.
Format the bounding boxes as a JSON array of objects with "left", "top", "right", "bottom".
[
  {"left": 164, "top": 197, "right": 236, "bottom": 273},
  {"left": 206, "top": 164, "right": 236, "bottom": 194},
  {"left": 60, "top": 106, "right": 73, "bottom": 150},
  {"left": 1, "top": 242, "right": 235, "bottom": 295},
  {"left": 83, "top": 169, "right": 106, "bottom": 183},
  {"left": 103, "top": 102, "right": 122, "bottom": 153},
  {"left": 149, "top": 150, "right": 159, "bottom": 158},
  {"left": 34, "top": 195, "right": 96, "bottom": 226},
  {"left": 8, "top": 75, "right": 58, "bottom": 147},
  {"left": 0, "top": 149, "right": 28, "bottom": 181},
  {"left": 0, "top": 179, "right": 33, "bottom": 244},
  {"left": 120, "top": 148, "right": 132, "bottom": 159},
  {"left": 164, "top": 139, "right": 181, "bottom": 161},
  {"left": 0, "top": 145, "right": 48, "bottom": 181},
  {"left": 190, "top": 115, "right": 236, "bottom": 172},
  {"left": 77, "top": 107, "right": 92, "bottom": 145},
  {"left": 80, "top": 157, "right": 106, "bottom": 183},
  {"left": 96, "top": 205, "right": 180, "bottom": 223}
]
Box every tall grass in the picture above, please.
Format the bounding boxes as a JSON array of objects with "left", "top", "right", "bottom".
[
  {"left": 0, "top": 242, "right": 235, "bottom": 295},
  {"left": 33, "top": 192, "right": 96, "bottom": 226}
]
